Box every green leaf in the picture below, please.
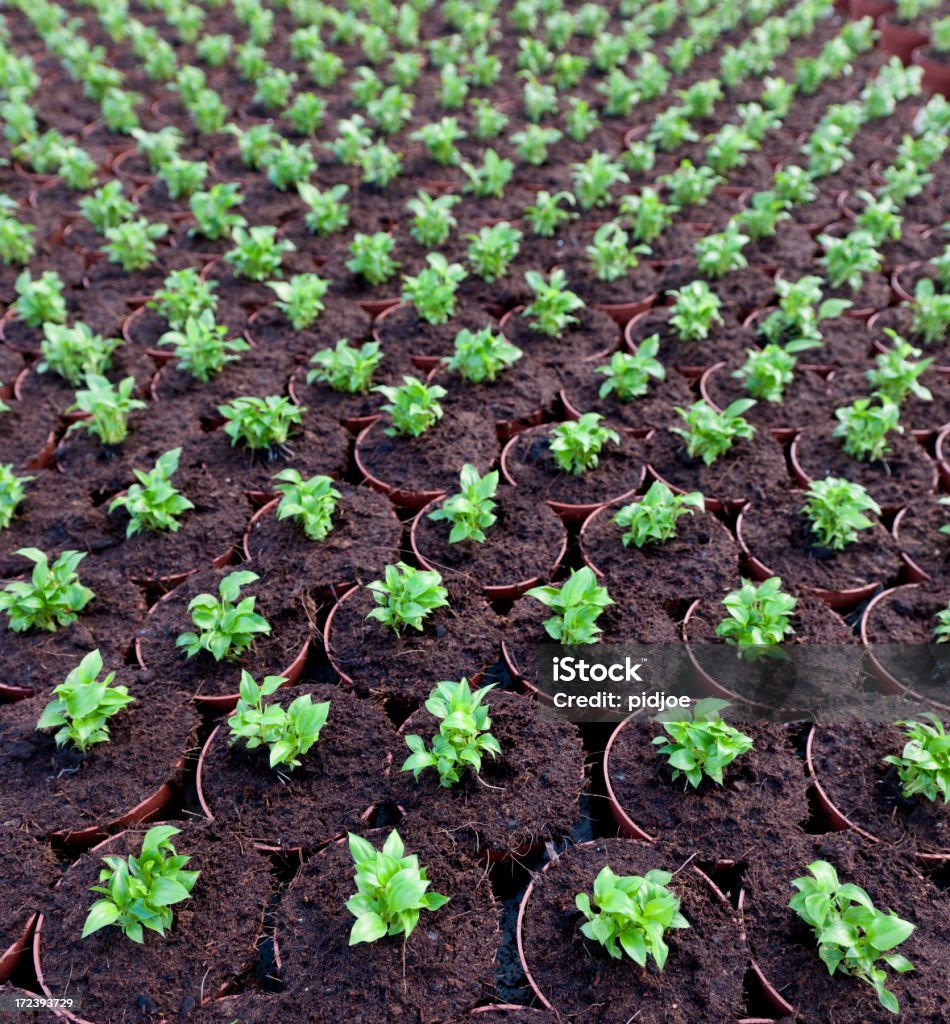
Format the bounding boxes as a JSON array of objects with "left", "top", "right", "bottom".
[{"left": 349, "top": 912, "right": 387, "bottom": 945}]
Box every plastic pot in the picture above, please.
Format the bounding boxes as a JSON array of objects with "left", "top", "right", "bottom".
[
  {"left": 879, "top": 17, "right": 930, "bottom": 64},
  {"left": 353, "top": 421, "right": 447, "bottom": 511},
  {"left": 594, "top": 291, "right": 657, "bottom": 328},
  {"left": 935, "top": 424, "right": 950, "bottom": 489},
  {"left": 698, "top": 363, "right": 799, "bottom": 443},
  {"left": 410, "top": 498, "right": 568, "bottom": 602},
  {"left": 913, "top": 45, "right": 950, "bottom": 98},
  {"left": 0, "top": 914, "right": 37, "bottom": 985},
  {"left": 889, "top": 262, "right": 922, "bottom": 304},
  {"left": 359, "top": 296, "right": 400, "bottom": 318},
  {"left": 736, "top": 888, "right": 798, "bottom": 1019},
  {"left": 848, "top": 0, "right": 892, "bottom": 19},
  {"left": 891, "top": 506, "right": 931, "bottom": 583},
  {"left": 287, "top": 365, "right": 380, "bottom": 435},
  {"left": 602, "top": 715, "right": 658, "bottom": 842},
  {"left": 470, "top": 1007, "right": 545, "bottom": 1016}
]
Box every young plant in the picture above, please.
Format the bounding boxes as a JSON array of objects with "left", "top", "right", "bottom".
[
  {"left": 715, "top": 576, "right": 797, "bottom": 649},
  {"left": 833, "top": 395, "right": 902, "bottom": 462},
  {"left": 428, "top": 465, "right": 498, "bottom": 543},
  {"left": 549, "top": 413, "right": 619, "bottom": 475},
  {"left": 576, "top": 866, "right": 689, "bottom": 968},
  {"left": 159, "top": 311, "right": 248, "bottom": 383},
  {"left": 225, "top": 226, "right": 294, "bottom": 281},
  {"left": 346, "top": 232, "right": 399, "bottom": 285},
  {"left": 596, "top": 337, "right": 665, "bottom": 402},
  {"left": 402, "top": 678, "right": 501, "bottom": 786},
  {"left": 586, "top": 223, "right": 649, "bottom": 283},
  {"left": 907, "top": 279, "right": 950, "bottom": 347},
  {"left": 819, "top": 230, "right": 883, "bottom": 293},
  {"left": 365, "top": 562, "right": 449, "bottom": 635},
  {"left": 571, "top": 151, "right": 629, "bottom": 210},
  {"left": 867, "top": 333, "right": 933, "bottom": 405},
  {"left": 0, "top": 464, "right": 32, "bottom": 531},
  {"left": 652, "top": 697, "right": 754, "bottom": 787},
  {"left": 800, "top": 477, "right": 880, "bottom": 551},
  {"left": 36, "top": 649, "right": 134, "bottom": 753},
  {"left": 157, "top": 156, "right": 208, "bottom": 199},
  {"left": 732, "top": 345, "right": 802, "bottom": 404},
  {"left": 668, "top": 282, "right": 724, "bottom": 342},
  {"left": 38, "top": 323, "right": 122, "bottom": 387},
  {"left": 526, "top": 566, "right": 614, "bottom": 645},
  {"left": 307, "top": 339, "right": 382, "bottom": 395},
  {"left": 299, "top": 183, "right": 350, "bottom": 237},
  {"left": 82, "top": 825, "right": 199, "bottom": 944},
  {"left": 466, "top": 222, "right": 522, "bottom": 284},
  {"left": 695, "top": 224, "right": 750, "bottom": 280},
  {"left": 758, "top": 275, "right": 851, "bottom": 348},
  {"left": 401, "top": 254, "right": 466, "bottom": 325},
  {"left": 189, "top": 183, "right": 246, "bottom": 241},
  {"left": 102, "top": 218, "right": 167, "bottom": 271},
  {"left": 79, "top": 181, "right": 136, "bottom": 234},
  {"left": 14, "top": 270, "right": 66, "bottom": 327},
  {"left": 446, "top": 327, "right": 521, "bottom": 384},
  {"left": 523, "top": 190, "right": 577, "bottom": 238},
  {"left": 461, "top": 149, "right": 514, "bottom": 199},
  {"left": 411, "top": 116, "right": 466, "bottom": 165},
  {"left": 0, "top": 212, "right": 35, "bottom": 266},
  {"left": 264, "top": 140, "right": 316, "bottom": 190},
  {"left": 407, "top": 191, "right": 459, "bottom": 248},
  {"left": 883, "top": 713, "right": 950, "bottom": 803},
  {"left": 149, "top": 268, "right": 217, "bottom": 330},
  {"left": 228, "top": 671, "right": 329, "bottom": 771},
  {"left": 619, "top": 188, "right": 675, "bottom": 244},
  {"left": 68, "top": 376, "right": 145, "bottom": 447},
  {"left": 0, "top": 548, "right": 95, "bottom": 632},
  {"left": 523, "top": 269, "right": 585, "bottom": 337},
  {"left": 219, "top": 395, "right": 304, "bottom": 453},
  {"left": 273, "top": 469, "right": 341, "bottom": 541},
  {"left": 108, "top": 448, "right": 194, "bottom": 537},
  {"left": 672, "top": 399, "right": 756, "bottom": 465},
  {"left": 612, "top": 481, "right": 704, "bottom": 548},
  {"left": 346, "top": 830, "right": 449, "bottom": 944},
  {"left": 268, "top": 274, "right": 329, "bottom": 329},
  {"left": 176, "top": 570, "right": 271, "bottom": 661},
  {"left": 375, "top": 376, "right": 446, "bottom": 437},
  {"left": 789, "top": 861, "right": 915, "bottom": 1015}
]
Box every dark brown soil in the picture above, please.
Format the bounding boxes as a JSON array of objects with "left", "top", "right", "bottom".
[
  {"left": 792, "top": 428, "right": 937, "bottom": 510},
  {"left": 645, "top": 430, "right": 787, "bottom": 507},
  {"left": 608, "top": 716, "right": 809, "bottom": 862},
  {"left": 356, "top": 400, "right": 499, "bottom": 498},
  {"left": 412, "top": 487, "right": 567, "bottom": 594},
  {"left": 743, "top": 830, "right": 950, "bottom": 1024},
  {"left": 810, "top": 719, "right": 950, "bottom": 853},
  {"left": 392, "top": 690, "right": 585, "bottom": 857},
  {"left": 244, "top": 484, "right": 402, "bottom": 594},
  {"left": 327, "top": 583, "right": 502, "bottom": 705},
  {"left": 39, "top": 824, "right": 270, "bottom": 1023},
  {"left": 0, "top": 398, "right": 57, "bottom": 470},
  {"left": 136, "top": 564, "right": 314, "bottom": 700},
  {"left": 626, "top": 307, "right": 756, "bottom": 373},
  {"left": 518, "top": 839, "right": 745, "bottom": 1023},
  {"left": 199, "top": 684, "right": 395, "bottom": 851},
  {"left": 738, "top": 489, "right": 902, "bottom": 594},
  {"left": 0, "top": 685, "right": 197, "bottom": 837},
  {"left": 274, "top": 829, "right": 499, "bottom": 1022},
  {"left": 185, "top": 993, "right": 286, "bottom": 1024},
  {"left": 501, "top": 306, "right": 620, "bottom": 367},
  {"left": 555, "top": 256, "right": 659, "bottom": 308},
  {"left": 0, "top": 821, "right": 56, "bottom": 956},
  {"left": 374, "top": 303, "right": 500, "bottom": 366},
  {"left": 580, "top": 502, "right": 739, "bottom": 602},
  {"left": 820, "top": 270, "right": 894, "bottom": 312},
  {"left": 502, "top": 424, "right": 645, "bottom": 509},
  {"left": 829, "top": 366, "right": 950, "bottom": 437},
  {"left": 894, "top": 499, "right": 950, "bottom": 582}
]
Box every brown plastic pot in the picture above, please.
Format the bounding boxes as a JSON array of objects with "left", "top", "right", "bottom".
[
  {"left": 558, "top": 386, "right": 654, "bottom": 439},
  {"left": 891, "top": 506, "right": 931, "bottom": 583},
  {"left": 913, "top": 46, "right": 950, "bottom": 98},
  {"left": 359, "top": 296, "right": 400, "bottom": 318},
  {"left": 879, "top": 17, "right": 929, "bottom": 64},
  {"left": 470, "top": 1007, "right": 544, "bottom": 1016},
  {"left": 736, "top": 888, "right": 798, "bottom": 1019},
  {"left": 0, "top": 914, "right": 37, "bottom": 985},
  {"left": 734, "top": 507, "right": 882, "bottom": 611},
  {"left": 287, "top": 364, "right": 380, "bottom": 435},
  {"left": 698, "top": 363, "right": 798, "bottom": 443},
  {"left": 623, "top": 308, "right": 719, "bottom": 379},
  {"left": 594, "top": 292, "right": 657, "bottom": 328},
  {"left": 848, "top": 0, "right": 892, "bottom": 19},
  {"left": 602, "top": 715, "right": 658, "bottom": 842},
  {"left": 410, "top": 498, "right": 569, "bottom": 602},
  {"left": 353, "top": 422, "right": 447, "bottom": 511},
  {"left": 889, "top": 262, "right": 922, "bottom": 304},
  {"left": 935, "top": 424, "right": 950, "bottom": 488}
]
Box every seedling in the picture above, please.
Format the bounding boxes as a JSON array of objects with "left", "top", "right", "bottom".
[
  {"left": 907, "top": 279, "right": 950, "bottom": 347},
  {"left": 14, "top": 270, "right": 66, "bottom": 327},
  {"left": 346, "top": 830, "right": 449, "bottom": 944},
  {"left": 672, "top": 399, "right": 756, "bottom": 465},
  {"left": 801, "top": 477, "right": 880, "bottom": 551},
  {"left": 612, "top": 482, "right": 704, "bottom": 548},
  {"left": 596, "top": 336, "right": 665, "bottom": 402},
  {"left": 0, "top": 212, "right": 34, "bottom": 265},
  {"left": 586, "top": 223, "right": 649, "bottom": 283},
  {"left": 576, "top": 866, "right": 689, "bottom": 967},
  {"left": 158, "top": 311, "right": 249, "bottom": 383},
  {"left": 411, "top": 116, "right": 466, "bottom": 165},
  {"left": 407, "top": 192, "right": 459, "bottom": 248},
  {"left": 446, "top": 327, "right": 522, "bottom": 384},
  {"left": 867, "top": 333, "right": 933, "bottom": 405},
  {"left": 715, "top": 577, "right": 797, "bottom": 649},
  {"left": 225, "top": 226, "right": 295, "bottom": 281},
  {"left": 428, "top": 465, "right": 498, "bottom": 543},
  {"left": 733, "top": 345, "right": 801, "bottom": 403},
  {"left": 109, "top": 448, "right": 194, "bottom": 537},
  {"left": 790, "top": 860, "right": 915, "bottom": 1014},
  {"left": 695, "top": 224, "right": 750, "bottom": 280},
  {"left": 219, "top": 396, "right": 304, "bottom": 453},
  {"left": 402, "top": 678, "right": 501, "bottom": 786},
  {"left": 273, "top": 469, "right": 341, "bottom": 541},
  {"left": 365, "top": 562, "right": 449, "bottom": 635},
  {"left": 346, "top": 232, "right": 399, "bottom": 285},
  {"left": 79, "top": 182, "right": 136, "bottom": 234},
  {"left": 571, "top": 151, "right": 628, "bottom": 210},
  {"left": 68, "top": 376, "right": 145, "bottom": 447},
  {"left": 884, "top": 714, "right": 950, "bottom": 802},
  {"left": 658, "top": 160, "right": 721, "bottom": 208},
  {"left": 189, "top": 183, "right": 246, "bottom": 241},
  {"left": 268, "top": 274, "right": 329, "bottom": 330},
  {"left": 523, "top": 269, "right": 585, "bottom": 337},
  {"left": 937, "top": 607, "right": 950, "bottom": 644},
  {"left": 401, "top": 254, "right": 466, "bottom": 325},
  {"left": 264, "top": 139, "right": 316, "bottom": 190},
  {"left": 176, "top": 570, "right": 271, "bottom": 661},
  {"left": 526, "top": 566, "right": 614, "bottom": 645},
  {"left": 510, "top": 124, "right": 562, "bottom": 166},
  {"left": 36, "top": 649, "right": 133, "bottom": 752},
  {"left": 668, "top": 282, "right": 724, "bottom": 342},
  {"left": 375, "top": 376, "right": 446, "bottom": 437},
  {"left": 299, "top": 182, "right": 350, "bottom": 237},
  {"left": 307, "top": 339, "right": 382, "bottom": 394},
  {"left": 619, "top": 188, "right": 675, "bottom": 244},
  {"left": 833, "top": 395, "right": 902, "bottom": 462},
  {"left": 103, "top": 218, "right": 167, "bottom": 271},
  {"left": 82, "top": 825, "right": 199, "bottom": 944},
  {"left": 652, "top": 697, "right": 754, "bottom": 788},
  {"left": 523, "top": 190, "right": 577, "bottom": 238},
  {"left": 0, "top": 548, "right": 95, "bottom": 632},
  {"left": 38, "top": 323, "right": 122, "bottom": 387},
  {"left": 819, "top": 230, "right": 883, "bottom": 293},
  {"left": 157, "top": 156, "right": 208, "bottom": 199},
  {"left": 466, "top": 222, "right": 522, "bottom": 284},
  {"left": 462, "top": 149, "right": 514, "bottom": 198},
  {"left": 549, "top": 413, "right": 619, "bottom": 475},
  {"left": 758, "top": 275, "right": 850, "bottom": 348},
  {"left": 229, "top": 671, "right": 328, "bottom": 771},
  {"left": 0, "top": 464, "right": 32, "bottom": 531},
  {"left": 149, "top": 268, "right": 217, "bottom": 330}
]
